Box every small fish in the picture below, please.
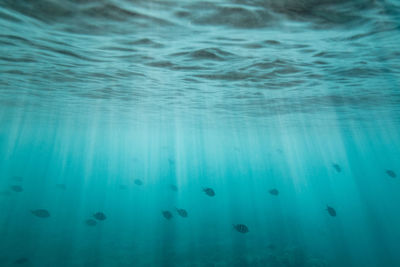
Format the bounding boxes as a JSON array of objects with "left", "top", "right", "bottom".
[
  {"left": 233, "top": 224, "right": 249, "bottom": 234},
  {"left": 269, "top": 188, "right": 279, "bottom": 196},
  {"left": 203, "top": 187, "right": 215, "bottom": 197},
  {"left": 333, "top": 163, "right": 341, "bottom": 173},
  {"left": 267, "top": 244, "right": 276, "bottom": 250},
  {"left": 176, "top": 208, "right": 188, "bottom": 218},
  {"left": 386, "top": 170, "right": 396, "bottom": 178},
  {"left": 10, "top": 185, "right": 23, "bottom": 192},
  {"left": 56, "top": 184, "right": 66, "bottom": 190},
  {"left": 31, "top": 209, "right": 50, "bottom": 218},
  {"left": 326, "top": 206, "right": 336, "bottom": 217},
  {"left": 162, "top": 210, "right": 173, "bottom": 220},
  {"left": 168, "top": 159, "right": 175, "bottom": 165},
  {"left": 134, "top": 179, "right": 143, "bottom": 186},
  {"left": 169, "top": 184, "right": 178, "bottom": 191},
  {"left": 119, "top": 185, "right": 127, "bottom": 190},
  {"left": 14, "top": 257, "right": 29, "bottom": 264},
  {"left": 93, "top": 212, "right": 107, "bottom": 221},
  {"left": 85, "top": 219, "right": 97, "bottom": 226}
]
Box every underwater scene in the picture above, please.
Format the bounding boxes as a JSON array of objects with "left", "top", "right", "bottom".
[{"left": 1, "top": 0, "right": 400, "bottom": 266}]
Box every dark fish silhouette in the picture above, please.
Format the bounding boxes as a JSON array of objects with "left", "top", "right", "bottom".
[
  {"left": 93, "top": 212, "right": 107, "bottom": 221},
  {"left": 134, "top": 179, "right": 143, "bottom": 186},
  {"left": 269, "top": 188, "right": 279, "bottom": 196},
  {"left": 85, "top": 219, "right": 97, "bottom": 226},
  {"left": 203, "top": 187, "right": 215, "bottom": 197},
  {"left": 176, "top": 208, "right": 188, "bottom": 218},
  {"left": 119, "top": 185, "right": 127, "bottom": 190},
  {"left": 11, "top": 185, "right": 23, "bottom": 192},
  {"left": 326, "top": 206, "right": 336, "bottom": 217},
  {"left": 386, "top": 170, "right": 396, "bottom": 178},
  {"left": 14, "top": 257, "right": 29, "bottom": 264},
  {"left": 233, "top": 224, "right": 249, "bottom": 233},
  {"left": 333, "top": 163, "right": 341, "bottom": 173},
  {"left": 162, "top": 210, "right": 173, "bottom": 220},
  {"left": 170, "top": 184, "right": 178, "bottom": 191},
  {"left": 56, "top": 184, "right": 66, "bottom": 190},
  {"left": 31, "top": 209, "right": 50, "bottom": 218}
]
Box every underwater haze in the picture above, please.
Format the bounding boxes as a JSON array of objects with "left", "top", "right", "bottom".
[{"left": 1, "top": 0, "right": 400, "bottom": 266}]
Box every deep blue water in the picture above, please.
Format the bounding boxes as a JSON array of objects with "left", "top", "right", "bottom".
[{"left": 1, "top": 1, "right": 400, "bottom": 266}]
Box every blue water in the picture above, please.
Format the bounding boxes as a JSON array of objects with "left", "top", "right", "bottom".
[{"left": 1, "top": 1, "right": 400, "bottom": 266}]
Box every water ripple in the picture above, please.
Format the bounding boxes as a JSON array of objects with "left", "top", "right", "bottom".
[{"left": 0, "top": 0, "right": 400, "bottom": 125}]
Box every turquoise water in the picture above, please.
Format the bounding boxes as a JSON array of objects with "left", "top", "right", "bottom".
[{"left": 1, "top": 1, "right": 400, "bottom": 266}]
